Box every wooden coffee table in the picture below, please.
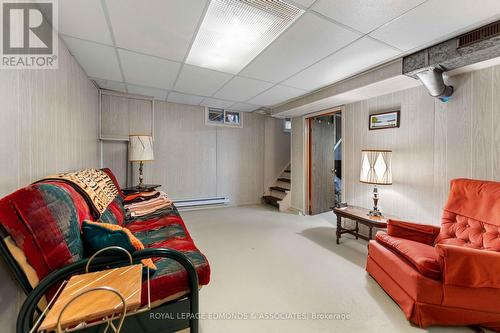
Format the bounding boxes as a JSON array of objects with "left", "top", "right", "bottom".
[
  {"left": 39, "top": 264, "right": 143, "bottom": 332},
  {"left": 333, "top": 205, "right": 396, "bottom": 244}
]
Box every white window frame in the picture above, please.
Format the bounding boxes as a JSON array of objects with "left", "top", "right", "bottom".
[
  {"left": 205, "top": 107, "right": 243, "bottom": 128},
  {"left": 283, "top": 118, "right": 291, "bottom": 133}
]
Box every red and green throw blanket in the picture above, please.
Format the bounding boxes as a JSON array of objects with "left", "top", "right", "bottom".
[{"left": 37, "top": 169, "right": 119, "bottom": 218}]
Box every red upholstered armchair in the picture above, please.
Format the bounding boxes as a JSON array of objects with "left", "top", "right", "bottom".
[{"left": 366, "top": 178, "right": 500, "bottom": 331}]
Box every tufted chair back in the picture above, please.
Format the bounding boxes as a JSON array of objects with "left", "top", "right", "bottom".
[{"left": 435, "top": 178, "right": 500, "bottom": 251}]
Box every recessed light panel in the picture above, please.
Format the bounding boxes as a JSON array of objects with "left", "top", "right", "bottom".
[{"left": 187, "top": 0, "right": 303, "bottom": 74}]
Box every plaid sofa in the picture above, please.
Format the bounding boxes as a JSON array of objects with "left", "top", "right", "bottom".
[{"left": 0, "top": 168, "right": 210, "bottom": 307}]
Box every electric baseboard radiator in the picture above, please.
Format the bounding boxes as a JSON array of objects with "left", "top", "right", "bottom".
[{"left": 174, "top": 196, "right": 230, "bottom": 208}]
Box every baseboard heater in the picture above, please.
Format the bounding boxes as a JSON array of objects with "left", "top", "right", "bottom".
[{"left": 174, "top": 196, "right": 230, "bottom": 209}]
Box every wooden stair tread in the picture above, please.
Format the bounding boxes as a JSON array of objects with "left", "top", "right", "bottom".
[
  {"left": 269, "top": 186, "right": 289, "bottom": 193},
  {"left": 277, "top": 178, "right": 291, "bottom": 183},
  {"left": 262, "top": 195, "right": 280, "bottom": 208}
]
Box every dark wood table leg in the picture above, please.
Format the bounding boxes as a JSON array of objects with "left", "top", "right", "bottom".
[
  {"left": 355, "top": 221, "right": 359, "bottom": 240},
  {"left": 368, "top": 226, "right": 373, "bottom": 240},
  {"left": 336, "top": 215, "right": 341, "bottom": 244}
]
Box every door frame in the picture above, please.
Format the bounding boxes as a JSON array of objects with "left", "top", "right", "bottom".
[{"left": 304, "top": 107, "right": 343, "bottom": 215}]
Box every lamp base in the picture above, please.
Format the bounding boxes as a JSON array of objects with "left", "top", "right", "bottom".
[
  {"left": 368, "top": 208, "right": 383, "bottom": 217},
  {"left": 367, "top": 185, "right": 384, "bottom": 218},
  {"left": 137, "top": 161, "right": 145, "bottom": 188}
]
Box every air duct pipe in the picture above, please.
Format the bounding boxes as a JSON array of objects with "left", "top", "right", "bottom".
[{"left": 414, "top": 67, "right": 453, "bottom": 102}]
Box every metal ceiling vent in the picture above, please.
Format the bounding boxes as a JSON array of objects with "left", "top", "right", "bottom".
[
  {"left": 415, "top": 67, "right": 453, "bottom": 103},
  {"left": 458, "top": 20, "right": 500, "bottom": 48}
]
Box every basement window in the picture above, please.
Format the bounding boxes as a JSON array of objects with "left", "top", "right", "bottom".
[
  {"left": 283, "top": 118, "right": 291, "bottom": 132},
  {"left": 206, "top": 107, "right": 242, "bottom": 128}
]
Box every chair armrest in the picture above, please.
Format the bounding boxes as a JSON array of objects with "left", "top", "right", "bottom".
[
  {"left": 436, "top": 244, "right": 500, "bottom": 288},
  {"left": 387, "top": 219, "right": 440, "bottom": 246},
  {"left": 17, "top": 248, "right": 200, "bottom": 333}
]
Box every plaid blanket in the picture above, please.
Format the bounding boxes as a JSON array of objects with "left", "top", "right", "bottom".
[{"left": 37, "top": 169, "right": 118, "bottom": 218}]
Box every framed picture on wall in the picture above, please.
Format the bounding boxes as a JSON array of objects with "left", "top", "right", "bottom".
[{"left": 369, "top": 110, "right": 400, "bottom": 130}]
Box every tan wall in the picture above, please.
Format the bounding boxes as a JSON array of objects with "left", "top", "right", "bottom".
[
  {"left": 291, "top": 64, "right": 500, "bottom": 224},
  {"left": 290, "top": 117, "right": 306, "bottom": 212},
  {"left": 0, "top": 39, "right": 99, "bottom": 333},
  {"left": 264, "top": 117, "right": 291, "bottom": 192},
  {"left": 102, "top": 100, "right": 291, "bottom": 206}
]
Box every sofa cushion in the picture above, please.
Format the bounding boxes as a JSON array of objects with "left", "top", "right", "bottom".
[
  {"left": 102, "top": 168, "right": 124, "bottom": 199},
  {"left": 367, "top": 240, "right": 443, "bottom": 305},
  {"left": 82, "top": 220, "right": 156, "bottom": 271},
  {"left": 376, "top": 232, "right": 441, "bottom": 280},
  {"left": 435, "top": 178, "right": 500, "bottom": 251},
  {"left": 38, "top": 169, "right": 119, "bottom": 218},
  {"left": 98, "top": 196, "right": 126, "bottom": 225},
  {"left": 125, "top": 208, "right": 210, "bottom": 305},
  {"left": 127, "top": 216, "right": 190, "bottom": 247},
  {"left": 435, "top": 210, "right": 500, "bottom": 251},
  {"left": 0, "top": 181, "right": 91, "bottom": 279}
]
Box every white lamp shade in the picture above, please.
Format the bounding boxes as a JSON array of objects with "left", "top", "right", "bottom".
[
  {"left": 129, "top": 135, "right": 154, "bottom": 162},
  {"left": 360, "top": 150, "right": 392, "bottom": 185}
]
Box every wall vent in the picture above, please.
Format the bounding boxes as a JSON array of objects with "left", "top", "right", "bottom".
[{"left": 458, "top": 21, "right": 500, "bottom": 48}]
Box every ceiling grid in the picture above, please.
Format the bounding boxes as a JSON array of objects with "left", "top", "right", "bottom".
[{"left": 57, "top": 0, "right": 500, "bottom": 112}]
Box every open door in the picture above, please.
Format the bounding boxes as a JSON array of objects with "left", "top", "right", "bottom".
[{"left": 308, "top": 112, "right": 341, "bottom": 215}]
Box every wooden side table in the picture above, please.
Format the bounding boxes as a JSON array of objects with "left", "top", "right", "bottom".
[
  {"left": 122, "top": 184, "right": 161, "bottom": 195},
  {"left": 333, "top": 205, "right": 396, "bottom": 244},
  {"left": 39, "top": 264, "right": 143, "bottom": 332}
]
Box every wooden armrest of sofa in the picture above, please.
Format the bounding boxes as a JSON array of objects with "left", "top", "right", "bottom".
[{"left": 387, "top": 219, "right": 441, "bottom": 246}]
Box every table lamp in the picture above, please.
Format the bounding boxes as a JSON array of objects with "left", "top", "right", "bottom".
[
  {"left": 128, "top": 135, "right": 154, "bottom": 188},
  {"left": 359, "top": 149, "right": 392, "bottom": 217}
]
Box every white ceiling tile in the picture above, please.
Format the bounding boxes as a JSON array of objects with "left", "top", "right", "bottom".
[
  {"left": 241, "top": 13, "right": 360, "bottom": 83},
  {"left": 106, "top": 0, "right": 207, "bottom": 61},
  {"left": 175, "top": 65, "right": 233, "bottom": 96},
  {"left": 167, "top": 92, "right": 205, "bottom": 106},
  {"left": 59, "top": 0, "right": 112, "bottom": 44},
  {"left": 92, "top": 78, "right": 127, "bottom": 92},
  {"left": 283, "top": 0, "right": 316, "bottom": 8},
  {"left": 247, "top": 85, "right": 306, "bottom": 106},
  {"left": 283, "top": 37, "right": 400, "bottom": 91},
  {"left": 63, "top": 36, "right": 122, "bottom": 81},
  {"left": 313, "top": 0, "right": 426, "bottom": 34},
  {"left": 370, "top": 0, "right": 500, "bottom": 51},
  {"left": 119, "top": 50, "right": 181, "bottom": 89},
  {"left": 228, "top": 102, "right": 261, "bottom": 112},
  {"left": 127, "top": 84, "right": 168, "bottom": 100},
  {"left": 200, "top": 98, "right": 235, "bottom": 109},
  {"left": 214, "top": 77, "right": 273, "bottom": 102}
]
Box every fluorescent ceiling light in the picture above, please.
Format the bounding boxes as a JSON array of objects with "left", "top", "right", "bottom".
[{"left": 187, "top": 0, "right": 303, "bottom": 74}]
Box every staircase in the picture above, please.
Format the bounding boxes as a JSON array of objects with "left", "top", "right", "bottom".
[{"left": 262, "top": 167, "right": 291, "bottom": 211}]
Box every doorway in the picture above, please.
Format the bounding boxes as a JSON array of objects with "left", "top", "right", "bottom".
[{"left": 307, "top": 111, "right": 342, "bottom": 215}]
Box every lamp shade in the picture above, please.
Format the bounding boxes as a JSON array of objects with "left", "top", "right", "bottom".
[
  {"left": 129, "top": 135, "right": 154, "bottom": 162},
  {"left": 360, "top": 149, "right": 392, "bottom": 185}
]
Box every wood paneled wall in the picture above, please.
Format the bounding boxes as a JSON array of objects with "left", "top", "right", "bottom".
[
  {"left": 264, "top": 117, "right": 291, "bottom": 191},
  {"left": 343, "top": 65, "right": 500, "bottom": 225},
  {"left": 290, "top": 117, "right": 306, "bottom": 212},
  {"left": 152, "top": 101, "right": 217, "bottom": 199},
  {"left": 102, "top": 100, "right": 291, "bottom": 206},
  {"left": 0, "top": 39, "right": 99, "bottom": 333},
  {"left": 290, "top": 64, "right": 500, "bottom": 223}
]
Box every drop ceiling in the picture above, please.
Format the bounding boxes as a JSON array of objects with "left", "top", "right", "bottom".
[{"left": 58, "top": 0, "right": 500, "bottom": 112}]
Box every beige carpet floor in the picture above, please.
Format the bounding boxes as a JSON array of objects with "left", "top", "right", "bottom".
[{"left": 181, "top": 205, "right": 475, "bottom": 333}]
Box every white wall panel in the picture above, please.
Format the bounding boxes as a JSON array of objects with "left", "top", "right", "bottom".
[
  {"left": 264, "top": 117, "right": 291, "bottom": 191},
  {"left": 216, "top": 112, "right": 265, "bottom": 205},
  {"left": 0, "top": 38, "right": 99, "bottom": 333},
  {"left": 152, "top": 101, "right": 217, "bottom": 200},
  {"left": 290, "top": 64, "right": 500, "bottom": 225},
  {"left": 344, "top": 86, "right": 446, "bottom": 225}
]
